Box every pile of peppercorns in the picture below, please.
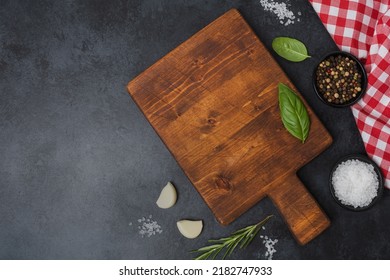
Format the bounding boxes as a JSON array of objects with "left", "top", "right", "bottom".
[{"left": 315, "top": 55, "right": 363, "bottom": 105}]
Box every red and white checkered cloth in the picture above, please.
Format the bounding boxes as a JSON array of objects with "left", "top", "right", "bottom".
[{"left": 309, "top": 0, "right": 390, "bottom": 189}]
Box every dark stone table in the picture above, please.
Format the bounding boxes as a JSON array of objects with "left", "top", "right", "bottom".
[{"left": 1, "top": 0, "right": 389, "bottom": 259}]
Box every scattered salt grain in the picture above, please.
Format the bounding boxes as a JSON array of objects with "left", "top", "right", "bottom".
[
  {"left": 259, "top": 0, "right": 300, "bottom": 26},
  {"left": 260, "top": 235, "right": 278, "bottom": 260},
  {"left": 136, "top": 215, "right": 163, "bottom": 238},
  {"left": 332, "top": 159, "right": 379, "bottom": 208}
]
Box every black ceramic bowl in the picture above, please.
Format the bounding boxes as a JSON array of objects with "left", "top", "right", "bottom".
[
  {"left": 313, "top": 51, "right": 368, "bottom": 108},
  {"left": 329, "top": 154, "right": 384, "bottom": 211}
]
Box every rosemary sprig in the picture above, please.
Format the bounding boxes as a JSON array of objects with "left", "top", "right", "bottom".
[{"left": 192, "top": 215, "right": 273, "bottom": 260}]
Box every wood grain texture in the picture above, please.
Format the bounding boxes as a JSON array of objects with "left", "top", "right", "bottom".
[{"left": 127, "top": 9, "right": 332, "bottom": 245}]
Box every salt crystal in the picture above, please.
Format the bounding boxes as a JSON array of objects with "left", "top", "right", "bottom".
[
  {"left": 136, "top": 215, "right": 163, "bottom": 238},
  {"left": 259, "top": 0, "right": 299, "bottom": 26},
  {"left": 260, "top": 234, "right": 278, "bottom": 260},
  {"left": 332, "top": 159, "right": 379, "bottom": 208}
]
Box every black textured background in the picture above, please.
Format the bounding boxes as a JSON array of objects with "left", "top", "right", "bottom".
[{"left": 1, "top": 0, "right": 389, "bottom": 260}]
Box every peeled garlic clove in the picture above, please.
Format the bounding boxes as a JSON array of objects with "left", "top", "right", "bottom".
[
  {"left": 156, "top": 182, "right": 177, "bottom": 209},
  {"left": 177, "top": 220, "right": 203, "bottom": 239}
]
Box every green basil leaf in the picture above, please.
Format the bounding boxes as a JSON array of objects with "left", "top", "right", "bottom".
[
  {"left": 278, "top": 83, "right": 310, "bottom": 143},
  {"left": 272, "top": 37, "right": 310, "bottom": 62}
]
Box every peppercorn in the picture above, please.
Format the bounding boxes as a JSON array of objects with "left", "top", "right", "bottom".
[{"left": 315, "top": 54, "right": 364, "bottom": 105}]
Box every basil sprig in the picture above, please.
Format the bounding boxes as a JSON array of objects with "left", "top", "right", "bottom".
[
  {"left": 272, "top": 37, "right": 310, "bottom": 62},
  {"left": 278, "top": 83, "right": 310, "bottom": 143}
]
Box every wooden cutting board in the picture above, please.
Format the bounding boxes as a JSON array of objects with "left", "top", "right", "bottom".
[{"left": 127, "top": 9, "right": 332, "bottom": 245}]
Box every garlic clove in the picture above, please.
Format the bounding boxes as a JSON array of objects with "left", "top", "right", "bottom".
[
  {"left": 176, "top": 220, "right": 203, "bottom": 239},
  {"left": 156, "top": 182, "right": 177, "bottom": 209}
]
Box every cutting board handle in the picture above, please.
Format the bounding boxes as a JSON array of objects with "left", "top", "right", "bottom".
[{"left": 268, "top": 175, "right": 330, "bottom": 245}]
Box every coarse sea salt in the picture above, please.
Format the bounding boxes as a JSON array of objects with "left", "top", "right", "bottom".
[
  {"left": 332, "top": 159, "right": 379, "bottom": 208},
  {"left": 133, "top": 215, "right": 163, "bottom": 238},
  {"left": 259, "top": 0, "right": 299, "bottom": 26},
  {"left": 260, "top": 235, "right": 278, "bottom": 260}
]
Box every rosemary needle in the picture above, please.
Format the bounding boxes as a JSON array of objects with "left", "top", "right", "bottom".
[{"left": 192, "top": 215, "right": 273, "bottom": 260}]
